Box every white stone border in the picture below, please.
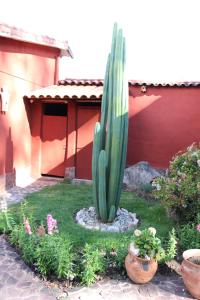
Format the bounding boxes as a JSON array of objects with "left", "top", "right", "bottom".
[{"left": 75, "top": 207, "right": 138, "bottom": 233}]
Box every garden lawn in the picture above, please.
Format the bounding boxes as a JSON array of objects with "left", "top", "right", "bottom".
[{"left": 5, "top": 181, "right": 174, "bottom": 247}]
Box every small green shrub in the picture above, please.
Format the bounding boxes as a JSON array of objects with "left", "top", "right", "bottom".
[
  {"left": 153, "top": 143, "right": 200, "bottom": 223},
  {"left": 163, "top": 228, "right": 177, "bottom": 262},
  {"left": 10, "top": 225, "right": 38, "bottom": 264},
  {"left": 10, "top": 224, "right": 74, "bottom": 280},
  {"left": 35, "top": 234, "right": 74, "bottom": 279},
  {"left": 81, "top": 243, "right": 106, "bottom": 285},
  {"left": 140, "top": 183, "right": 154, "bottom": 194},
  {"left": 178, "top": 214, "right": 200, "bottom": 252},
  {"left": 92, "top": 238, "right": 130, "bottom": 275},
  {"left": 0, "top": 198, "right": 15, "bottom": 233},
  {"left": 104, "top": 240, "right": 129, "bottom": 270}
]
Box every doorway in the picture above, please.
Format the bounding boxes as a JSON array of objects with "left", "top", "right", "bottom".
[{"left": 41, "top": 103, "right": 67, "bottom": 177}]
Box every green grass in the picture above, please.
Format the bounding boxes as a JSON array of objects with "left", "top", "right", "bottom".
[{"left": 4, "top": 181, "right": 174, "bottom": 246}]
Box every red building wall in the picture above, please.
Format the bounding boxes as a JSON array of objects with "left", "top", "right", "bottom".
[
  {"left": 25, "top": 83, "right": 200, "bottom": 181},
  {"left": 127, "top": 85, "right": 200, "bottom": 168},
  {"left": 0, "top": 36, "right": 59, "bottom": 190},
  {"left": 76, "top": 105, "right": 101, "bottom": 179}
]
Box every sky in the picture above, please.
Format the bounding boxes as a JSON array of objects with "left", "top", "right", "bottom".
[{"left": 1, "top": 0, "right": 200, "bottom": 81}]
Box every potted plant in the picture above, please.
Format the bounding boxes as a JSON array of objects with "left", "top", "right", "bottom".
[
  {"left": 125, "top": 227, "right": 177, "bottom": 284},
  {"left": 180, "top": 222, "right": 200, "bottom": 298},
  {"left": 181, "top": 249, "right": 200, "bottom": 299},
  {"left": 181, "top": 246, "right": 200, "bottom": 299}
]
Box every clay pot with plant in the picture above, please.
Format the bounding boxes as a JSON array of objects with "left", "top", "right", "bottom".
[
  {"left": 125, "top": 227, "right": 177, "bottom": 284},
  {"left": 180, "top": 249, "right": 200, "bottom": 299}
]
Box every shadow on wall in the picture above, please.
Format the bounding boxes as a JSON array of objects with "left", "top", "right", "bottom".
[
  {"left": 5, "top": 127, "right": 16, "bottom": 189},
  {"left": 24, "top": 89, "right": 200, "bottom": 180},
  {"left": 27, "top": 89, "right": 200, "bottom": 180},
  {"left": 76, "top": 140, "right": 93, "bottom": 180}
]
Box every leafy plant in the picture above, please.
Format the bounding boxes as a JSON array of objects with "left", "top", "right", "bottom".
[
  {"left": 163, "top": 228, "right": 177, "bottom": 262},
  {"left": 0, "top": 198, "right": 15, "bottom": 232},
  {"left": 92, "top": 23, "right": 128, "bottom": 222},
  {"left": 81, "top": 243, "right": 106, "bottom": 285},
  {"left": 130, "top": 227, "right": 177, "bottom": 262},
  {"left": 178, "top": 213, "right": 200, "bottom": 252},
  {"left": 140, "top": 183, "right": 154, "bottom": 194},
  {"left": 153, "top": 143, "right": 200, "bottom": 223},
  {"left": 10, "top": 224, "right": 37, "bottom": 264},
  {"left": 10, "top": 214, "right": 74, "bottom": 281},
  {"left": 35, "top": 234, "right": 74, "bottom": 279}
]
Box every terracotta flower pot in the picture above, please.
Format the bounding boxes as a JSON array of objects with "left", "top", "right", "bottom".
[
  {"left": 181, "top": 249, "right": 200, "bottom": 299},
  {"left": 125, "top": 252, "right": 158, "bottom": 284}
]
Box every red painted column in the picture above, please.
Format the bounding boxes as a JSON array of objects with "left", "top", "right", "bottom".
[{"left": 65, "top": 100, "right": 76, "bottom": 178}]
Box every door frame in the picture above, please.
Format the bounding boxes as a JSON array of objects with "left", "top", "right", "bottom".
[{"left": 40, "top": 102, "right": 68, "bottom": 177}]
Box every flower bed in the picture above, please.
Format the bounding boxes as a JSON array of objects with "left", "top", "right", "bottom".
[{"left": 0, "top": 182, "right": 174, "bottom": 285}]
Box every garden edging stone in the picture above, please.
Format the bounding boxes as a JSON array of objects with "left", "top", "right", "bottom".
[{"left": 75, "top": 207, "right": 139, "bottom": 232}]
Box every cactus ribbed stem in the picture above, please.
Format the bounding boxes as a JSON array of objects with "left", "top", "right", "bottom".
[
  {"left": 98, "top": 150, "right": 107, "bottom": 222},
  {"left": 92, "top": 23, "right": 128, "bottom": 223},
  {"left": 92, "top": 122, "right": 101, "bottom": 217}
]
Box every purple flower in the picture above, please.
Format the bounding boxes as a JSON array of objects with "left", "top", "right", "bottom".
[
  {"left": 196, "top": 224, "right": 200, "bottom": 232},
  {"left": 47, "top": 214, "right": 58, "bottom": 235}
]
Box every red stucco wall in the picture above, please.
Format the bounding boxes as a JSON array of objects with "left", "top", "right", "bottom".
[
  {"left": 28, "top": 85, "right": 200, "bottom": 181},
  {"left": 76, "top": 105, "right": 101, "bottom": 179},
  {"left": 127, "top": 85, "right": 200, "bottom": 168},
  {"left": 0, "top": 36, "right": 59, "bottom": 188}
]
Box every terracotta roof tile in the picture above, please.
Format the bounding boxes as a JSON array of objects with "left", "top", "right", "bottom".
[
  {"left": 59, "top": 78, "right": 200, "bottom": 87},
  {"left": 58, "top": 79, "right": 104, "bottom": 86},
  {"left": 129, "top": 80, "right": 200, "bottom": 87},
  {"left": 24, "top": 84, "right": 103, "bottom": 100},
  {"left": 25, "top": 78, "right": 200, "bottom": 101}
]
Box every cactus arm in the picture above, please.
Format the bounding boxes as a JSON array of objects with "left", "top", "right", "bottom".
[
  {"left": 115, "top": 38, "right": 129, "bottom": 209},
  {"left": 107, "top": 29, "right": 125, "bottom": 209},
  {"left": 98, "top": 150, "right": 107, "bottom": 222},
  {"left": 100, "top": 55, "right": 110, "bottom": 150},
  {"left": 92, "top": 122, "right": 101, "bottom": 217}
]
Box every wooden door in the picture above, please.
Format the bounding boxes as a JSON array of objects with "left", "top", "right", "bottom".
[
  {"left": 41, "top": 103, "right": 67, "bottom": 177},
  {"left": 76, "top": 104, "right": 101, "bottom": 179}
]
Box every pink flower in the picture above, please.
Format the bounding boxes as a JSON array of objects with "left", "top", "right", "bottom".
[
  {"left": 47, "top": 214, "right": 58, "bottom": 235},
  {"left": 24, "top": 219, "right": 32, "bottom": 235},
  {"left": 196, "top": 224, "right": 200, "bottom": 232}
]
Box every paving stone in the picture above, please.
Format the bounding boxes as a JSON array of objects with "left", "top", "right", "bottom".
[{"left": 6, "top": 274, "right": 18, "bottom": 285}]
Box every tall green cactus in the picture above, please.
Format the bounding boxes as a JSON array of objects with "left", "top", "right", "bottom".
[{"left": 92, "top": 23, "right": 128, "bottom": 223}]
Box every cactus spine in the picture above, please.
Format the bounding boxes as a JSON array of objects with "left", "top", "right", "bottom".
[{"left": 92, "top": 23, "right": 128, "bottom": 222}]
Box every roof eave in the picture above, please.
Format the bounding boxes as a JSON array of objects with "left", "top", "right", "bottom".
[
  {"left": 0, "top": 22, "right": 73, "bottom": 58},
  {"left": 60, "top": 45, "right": 73, "bottom": 58}
]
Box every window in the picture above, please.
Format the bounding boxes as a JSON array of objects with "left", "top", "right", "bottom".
[{"left": 43, "top": 103, "right": 67, "bottom": 116}]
